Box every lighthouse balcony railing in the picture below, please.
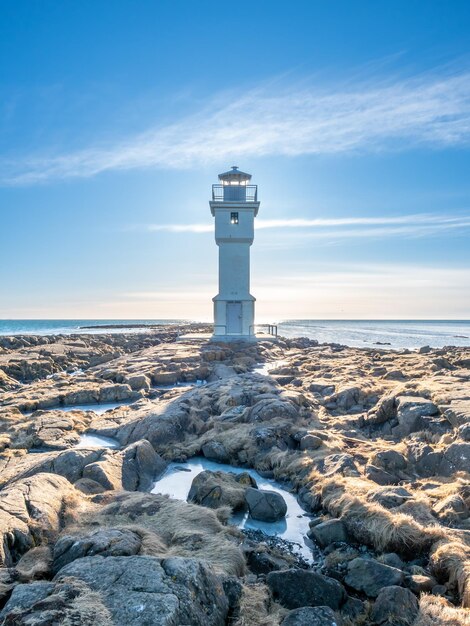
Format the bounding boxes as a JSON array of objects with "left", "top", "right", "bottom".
[{"left": 212, "top": 184, "right": 258, "bottom": 203}]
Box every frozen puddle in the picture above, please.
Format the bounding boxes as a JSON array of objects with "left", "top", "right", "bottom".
[
  {"left": 45, "top": 401, "right": 132, "bottom": 414},
  {"left": 76, "top": 433, "right": 120, "bottom": 449},
  {"left": 154, "top": 380, "right": 207, "bottom": 391},
  {"left": 152, "top": 457, "right": 314, "bottom": 561},
  {"left": 252, "top": 360, "right": 288, "bottom": 377}
]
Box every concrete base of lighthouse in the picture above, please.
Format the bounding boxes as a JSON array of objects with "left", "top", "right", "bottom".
[{"left": 212, "top": 296, "right": 255, "bottom": 341}]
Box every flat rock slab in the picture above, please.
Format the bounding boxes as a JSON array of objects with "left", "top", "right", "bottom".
[
  {"left": 54, "top": 555, "right": 229, "bottom": 626},
  {"left": 267, "top": 568, "right": 347, "bottom": 610},
  {"left": 345, "top": 557, "right": 404, "bottom": 597}
]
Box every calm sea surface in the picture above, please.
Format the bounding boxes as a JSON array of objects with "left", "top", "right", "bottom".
[{"left": 0, "top": 319, "right": 469, "bottom": 350}]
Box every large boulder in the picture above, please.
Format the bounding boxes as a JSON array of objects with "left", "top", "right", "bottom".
[
  {"left": 248, "top": 398, "right": 299, "bottom": 422},
  {"left": 309, "top": 519, "right": 348, "bottom": 547},
  {"left": 439, "top": 443, "right": 470, "bottom": 476},
  {"left": 188, "top": 470, "right": 256, "bottom": 510},
  {"left": 367, "top": 486, "right": 414, "bottom": 509},
  {"left": 124, "top": 374, "right": 150, "bottom": 391},
  {"left": 121, "top": 439, "right": 167, "bottom": 491},
  {"left": 443, "top": 399, "right": 470, "bottom": 428},
  {"left": 319, "top": 454, "right": 359, "bottom": 477},
  {"left": 55, "top": 555, "right": 229, "bottom": 625},
  {"left": 370, "top": 585, "right": 419, "bottom": 625},
  {"left": 245, "top": 487, "right": 287, "bottom": 522},
  {"left": 53, "top": 528, "right": 142, "bottom": 573},
  {"left": 82, "top": 451, "right": 123, "bottom": 490},
  {"left": 0, "top": 578, "right": 113, "bottom": 624},
  {"left": 82, "top": 440, "right": 166, "bottom": 492},
  {"left": 365, "top": 464, "right": 400, "bottom": 486},
  {"left": 0, "top": 473, "right": 79, "bottom": 567},
  {"left": 282, "top": 606, "right": 339, "bottom": 626},
  {"left": 201, "top": 440, "right": 230, "bottom": 463},
  {"left": 345, "top": 558, "right": 404, "bottom": 597},
  {"left": 393, "top": 396, "right": 439, "bottom": 436},
  {"left": 266, "top": 568, "right": 347, "bottom": 610}
]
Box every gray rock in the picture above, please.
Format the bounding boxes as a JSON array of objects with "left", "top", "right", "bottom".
[
  {"left": 0, "top": 577, "right": 113, "bottom": 624},
  {"left": 0, "top": 473, "right": 78, "bottom": 567},
  {"left": 247, "top": 551, "right": 290, "bottom": 575},
  {"left": 249, "top": 398, "right": 299, "bottom": 422},
  {"left": 121, "top": 439, "right": 167, "bottom": 491},
  {"left": 458, "top": 423, "right": 470, "bottom": 441},
  {"left": 365, "top": 465, "right": 399, "bottom": 486},
  {"left": 309, "top": 382, "right": 335, "bottom": 396},
  {"left": 53, "top": 528, "right": 142, "bottom": 573},
  {"left": 393, "top": 396, "right": 439, "bottom": 436},
  {"left": 0, "top": 581, "right": 54, "bottom": 619},
  {"left": 366, "top": 393, "right": 397, "bottom": 425},
  {"left": 245, "top": 487, "right": 287, "bottom": 522},
  {"left": 309, "top": 519, "right": 348, "bottom": 547},
  {"left": 370, "top": 585, "right": 418, "bottom": 625},
  {"left": 188, "top": 470, "right": 256, "bottom": 510},
  {"left": 444, "top": 399, "right": 470, "bottom": 427},
  {"left": 282, "top": 606, "right": 339, "bottom": 626},
  {"left": 371, "top": 450, "right": 407, "bottom": 472},
  {"left": 300, "top": 434, "right": 323, "bottom": 451},
  {"left": 368, "top": 486, "right": 414, "bottom": 509},
  {"left": 82, "top": 451, "right": 123, "bottom": 490},
  {"left": 202, "top": 440, "right": 230, "bottom": 463},
  {"left": 326, "top": 386, "right": 363, "bottom": 411},
  {"left": 439, "top": 443, "right": 470, "bottom": 476},
  {"left": 55, "top": 555, "right": 229, "bottom": 626},
  {"left": 379, "top": 553, "right": 404, "bottom": 570},
  {"left": 124, "top": 374, "right": 150, "bottom": 391},
  {"left": 345, "top": 558, "right": 404, "bottom": 597},
  {"left": 320, "top": 454, "right": 359, "bottom": 477},
  {"left": 267, "top": 568, "right": 347, "bottom": 610},
  {"left": 432, "top": 493, "right": 468, "bottom": 524}
]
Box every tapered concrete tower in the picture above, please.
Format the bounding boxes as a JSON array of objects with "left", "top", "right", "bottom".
[{"left": 210, "top": 166, "right": 260, "bottom": 340}]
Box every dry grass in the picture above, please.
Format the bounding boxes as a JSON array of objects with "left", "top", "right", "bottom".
[
  {"left": 320, "top": 477, "right": 444, "bottom": 555},
  {"left": 234, "top": 584, "right": 286, "bottom": 626},
  {"left": 82, "top": 492, "right": 245, "bottom": 576},
  {"left": 15, "top": 546, "right": 52, "bottom": 581},
  {"left": 413, "top": 594, "right": 470, "bottom": 625},
  {"left": 430, "top": 539, "right": 470, "bottom": 608}
]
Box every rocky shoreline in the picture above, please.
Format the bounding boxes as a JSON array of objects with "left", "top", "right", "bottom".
[{"left": 0, "top": 325, "right": 469, "bottom": 624}]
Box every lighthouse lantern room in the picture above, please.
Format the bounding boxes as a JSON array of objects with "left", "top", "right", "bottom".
[{"left": 210, "top": 166, "right": 260, "bottom": 340}]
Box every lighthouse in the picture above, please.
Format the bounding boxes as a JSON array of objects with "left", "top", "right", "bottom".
[{"left": 210, "top": 166, "right": 260, "bottom": 340}]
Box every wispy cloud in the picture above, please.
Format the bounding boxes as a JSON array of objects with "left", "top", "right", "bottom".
[
  {"left": 143, "top": 212, "right": 470, "bottom": 240},
  {"left": 3, "top": 68, "right": 470, "bottom": 185}
]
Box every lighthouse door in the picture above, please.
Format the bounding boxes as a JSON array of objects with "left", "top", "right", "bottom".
[{"left": 227, "top": 302, "right": 242, "bottom": 334}]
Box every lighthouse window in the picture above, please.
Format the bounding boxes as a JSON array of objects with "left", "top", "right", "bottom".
[{"left": 230, "top": 212, "right": 239, "bottom": 225}]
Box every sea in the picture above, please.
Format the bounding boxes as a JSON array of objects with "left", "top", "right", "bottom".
[{"left": 0, "top": 319, "right": 469, "bottom": 350}]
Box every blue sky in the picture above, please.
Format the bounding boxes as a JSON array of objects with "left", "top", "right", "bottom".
[{"left": 1, "top": 0, "right": 470, "bottom": 320}]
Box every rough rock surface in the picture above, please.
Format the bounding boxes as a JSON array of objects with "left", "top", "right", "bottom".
[
  {"left": 345, "top": 558, "right": 404, "bottom": 597},
  {"left": 0, "top": 473, "right": 77, "bottom": 567},
  {"left": 187, "top": 469, "right": 256, "bottom": 510},
  {"left": 55, "top": 555, "right": 229, "bottom": 625},
  {"left": 281, "top": 606, "right": 339, "bottom": 625},
  {"left": 245, "top": 487, "right": 288, "bottom": 522},
  {"left": 266, "top": 568, "right": 347, "bottom": 610}
]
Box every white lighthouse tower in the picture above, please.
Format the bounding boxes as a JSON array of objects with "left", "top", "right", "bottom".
[{"left": 210, "top": 166, "right": 260, "bottom": 340}]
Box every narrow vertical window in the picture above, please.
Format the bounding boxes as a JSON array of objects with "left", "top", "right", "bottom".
[{"left": 230, "top": 212, "right": 239, "bottom": 224}]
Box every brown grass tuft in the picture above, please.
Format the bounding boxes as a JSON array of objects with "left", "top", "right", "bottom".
[
  {"left": 413, "top": 594, "right": 470, "bottom": 625},
  {"left": 429, "top": 539, "right": 470, "bottom": 608},
  {"left": 234, "top": 584, "right": 286, "bottom": 626}
]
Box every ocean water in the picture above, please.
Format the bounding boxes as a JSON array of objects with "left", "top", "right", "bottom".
[
  {"left": 277, "top": 319, "right": 470, "bottom": 350},
  {"left": 0, "top": 319, "right": 469, "bottom": 350},
  {"left": 0, "top": 319, "right": 186, "bottom": 336}
]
